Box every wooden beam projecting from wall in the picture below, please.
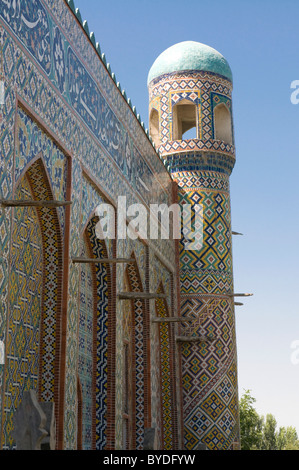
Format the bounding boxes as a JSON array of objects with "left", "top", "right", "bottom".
[
  {"left": 230, "top": 293, "right": 253, "bottom": 297},
  {"left": 176, "top": 335, "right": 215, "bottom": 343},
  {"left": 118, "top": 292, "right": 167, "bottom": 300},
  {"left": 1, "top": 199, "right": 72, "bottom": 208},
  {"left": 151, "top": 317, "right": 195, "bottom": 323},
  {"left": 232, "top": 231, "right": 243, "bottom": 236},
  {"left": 72, "top": 258, "right": 135, "bottom": 264}
]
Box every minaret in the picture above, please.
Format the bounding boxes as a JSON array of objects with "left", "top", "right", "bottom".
[{"left": 148, "top": 41, "right": 240, "bottom": 450}]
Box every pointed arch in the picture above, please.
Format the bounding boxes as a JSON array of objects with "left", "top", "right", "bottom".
[
  {"left": 77, "top": 214, "right": 111, "bottom": 450},
  {"left": 122, "top": 270, "right": 134, "bottom": 449},
  {"left": 77, "top": 227, "right": 97, "bottom": 450},
  {"left": 124, "top": 252, "right": 151, "bottom": 450},
  {"left": 172, "top": 99, "right": 198, "bottom": 140},
  {"left": 214, "top": 103, "right": 233, "bottom": 144},
  {"left": 2, "top": 157, "right": 63, "bottom": 449},
  {"left": 149, "top": 108, "right": 160, "bottom": 147}
]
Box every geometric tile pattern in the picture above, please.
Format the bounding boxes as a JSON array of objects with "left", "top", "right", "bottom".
[
  {"left": 164, "top": 152, "right": 235, "bottom": 176},
  {"left": 26, "top": 159, "right": 62, "bottom": 404},
  {"left": 175, "top": 168, "right": 239, "bottom": 450},
  {"left": 149, "top": 63, "right": 240, "bottom": 449},
  {"left": 175, "top": 171, "right": 230, "bottom": 192},
  {"left": 149, "top": 71, "right": 234, "bottom": 157},
  {"left": 16, "top": 107, "right": 68, "bottom": 235},
  {"left": 150, "top": 253, "right": 172, "bottom": 309},
  {"left": 179, "top": 294, "right": 239, "bottom": 451},
  {"left": 178, "top": 174, "right": 233, "bottom": 296},
  {"left": 86, "top": 217, "right": 109, "bottom": 450},
  {"left": 155, "top": 285, "right": 173, "bottom": 450},
  {"left": 2, "top": 176, "right": 44, "bottom": 449},
  {"left": 0, "top": 96, "right": 67, "bottom": 442},
  {"left": 175, "top": 169, "right": 239, "bottom": 450},
  {"left": 122, "top": 273, "right": 133, "bottom": 449},
  {"left": 78, "top": 236, "right": 95, "bottom": 450},
  {"left": 126, "top": 262, "right": 145, "bottom": 450},
  {"left": 1, "top": 154, "right": 62, "bottom": 449},
  {"left": 63, "top": 158, "right": 82, "bottom": 450},
  {"left": 0, "top": 0, "right": 230, "bottom": 452},
  {"left": 0, "top": 64, "right": 70, "bottom": 445},
  {"left": 210, "top": 93, "right": 233, "bottom": 143},
  {"left": 120, "top": 248, "right": 173, "bottom": 450},
  {"left": 0, "top": 1, "right": 174, "bottom": 293},
  {"left": 114, "top": 237, "right": 150, "bottom": 449},
  {"left": 0, "top": 0, "right": 170, "bottom": 211}
]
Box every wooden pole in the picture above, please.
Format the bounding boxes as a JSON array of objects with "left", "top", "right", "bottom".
[
  {"left": 117, "top": 292, "right": 167, "bottom": 300},
  {"left": 1, "top": 199, "right": 72, "bottom": 208},
  {"left": 229, "top": 293, "right": 253, "bottom": 297},
  {"left": 176, "top": 335, "right": 214, "bottom": 343},
  {"left": 72, "top": 258, "right": 135, "bottom": 264},
  {"left": 151, "top": 317, "right": 195, "bottom": 323}
]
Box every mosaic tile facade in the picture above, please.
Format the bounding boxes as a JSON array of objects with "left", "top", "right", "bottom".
[
  {"left": 0, "top": 0, "right": 240, "bottom": 452},
  {"left": 149, "top": 71, "right": 235, "bottom": 158},
  {"left": 122, "top": 273, "right": 134, "bottom": 449},
  {"left": 26, "top": 159, "right": 62, "bottom": 404},
  {"left": 0, "top": 0, "right": 178, "bottom": 451},
  {"left": 2, "top": 176, "right": 44, "bottom": 449},
  {"left": 148, "top": 68, "right": 240, "bottom": 450},
  {"left": 1, "top": 156, "right": 63, "bottom": 449},
  {"left": 77, "top": 217, "right": 109, "bottom": 450},
  {"left": 155, "top": 287, "right": 173, "bottom": 450},
  {"left": 126, "top": 261, "right": 147, "bottom": 449},
  {"left": 78, "top": 237, "right": 95, "bottom": 450},
  {"left": 86, "top": 217, "right": 109, "bottom": 450}
]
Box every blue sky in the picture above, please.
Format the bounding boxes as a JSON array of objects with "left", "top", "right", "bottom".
[{"left": 74, "top": 0, "right": 299, "bottom": 432}]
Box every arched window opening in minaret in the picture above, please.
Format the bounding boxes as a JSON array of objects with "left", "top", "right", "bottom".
[
  {"left": 214, "top": 103, "right": 233, "bottom": 144},
  {"left": 173, "top": 100, "right": 197, "bottom": 141},
  {"left": 149, "top": 108, "right": 160, "bottom": 147}
]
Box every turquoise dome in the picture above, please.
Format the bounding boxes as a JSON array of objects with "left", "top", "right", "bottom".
[{"left": 147, "top": 41, "right": 233, "bottom": 84}]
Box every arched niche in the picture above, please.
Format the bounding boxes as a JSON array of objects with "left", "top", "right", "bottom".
[
  {"left": 77, "top": 215, "right": 110, "bottom": 450},
  {"left": 214, "top": 103, "right": 233, "bottom": 145},
  {"left": 172, "top": 99, "right": 197, "bottom": 141},
  {"left": 149, "top": 108, "right": 160, "bottom": 147},
  {"left": 2, "top": 157, "right": 63, "bottom": 449}
]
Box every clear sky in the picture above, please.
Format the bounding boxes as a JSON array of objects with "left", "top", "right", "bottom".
[{"left": 73, "top": 0, "right": 299, "bottom": 432}]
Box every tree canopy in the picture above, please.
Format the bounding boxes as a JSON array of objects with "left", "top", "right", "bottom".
[{"left": 239, "top": 390, "right": 299, "bottom": 450}]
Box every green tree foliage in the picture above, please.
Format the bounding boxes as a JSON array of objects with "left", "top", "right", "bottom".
[
  {"left": 261, "top": 414, "right": 277, "bottom": 450},
  {"left": 277, "top": 426, "right": 299, "bottom": 450},
  {"left": 239, "top": 389, "right": 263, "bottom": 450},
  {"left": 239, "top": 390, "right": 299, "bottom": 450}
]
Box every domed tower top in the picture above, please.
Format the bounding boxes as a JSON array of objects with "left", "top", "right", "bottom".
[
  {"left": 148, "top": 41, "right": 235, "bottom": 174},
  {"left": 147, "top": 41, "right": 233, "bottom": 85}
]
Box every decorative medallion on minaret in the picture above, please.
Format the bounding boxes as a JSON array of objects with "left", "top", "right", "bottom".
[{"left": 148, "top": 41, "right": 240, "bottom": 450}]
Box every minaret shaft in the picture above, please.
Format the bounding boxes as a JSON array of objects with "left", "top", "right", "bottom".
[{"left": 148, "top": 42, "right": 240, "bottom": 450}]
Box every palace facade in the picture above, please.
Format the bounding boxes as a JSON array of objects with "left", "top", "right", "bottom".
[{"left": 0, "top": 0, "right": 240, "bottom": 450}]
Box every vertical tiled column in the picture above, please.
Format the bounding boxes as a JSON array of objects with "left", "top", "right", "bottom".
[{"left": 149, "top": 63, "right": 240, "bottom": 450}]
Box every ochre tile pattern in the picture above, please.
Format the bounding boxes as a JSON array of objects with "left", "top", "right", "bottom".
[{"left": 149, "top": 67, "right": 240, "bottom": 449}]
